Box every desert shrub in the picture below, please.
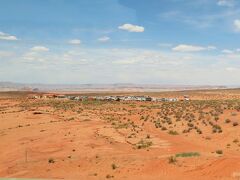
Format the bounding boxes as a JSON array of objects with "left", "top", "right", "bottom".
[
  {"left": 225, "top": 119, "right": 231, "bottom": 123},
  {"left": 187, "top": 123, "right": 194, "bottom": 127},
  {"left": 48, "top": 158, "right": 55, "bottom": 163},
  {"left": 111, "top": 163, "right": 117, "bottom": 170},
  {"left": 212, "top": 128, "right": 217, "bottom": 133},
  {"left": 233, "top": 139, "right": 239, "bottom": 143},
  {"left": 168, "top": 130, "right": 179, "bottom": 135},
  {"left": 196, "top": 129, "right": 202, "bottom": 134},
  {"left": 216, "top": 150, "right": 223, "bottom": 154},
  {"left": 182, "top": 129, "right": 189, "bottom": 133},
  {"left": 106, "top": 174, "right": 114, "bottom": 178},
  {"left": 205, "top": 136, "right": 211, "bottom": 140},
  {"left": 168, "top": 156, "right": 177, "bottom": 164},
  {"left": 212, "top": 124, "right": 222, "bottom": 133},
  {"left": 175, "top": 152, "right": 200, "bottom": 158},
  {"left": 214, "top": 117, "right": 219, "bottom": 121},
  {"left": 136, "top": 139, "right": 153, "bottom": 149},
  {"left": 233, "top": 122, "right": 239, "bottom": 126},
  {"left": 33, "top": 111, "right": 43, "bottom": 115},
  {"left": 161, "top": 127, "right": 167, "bottom": 131}
]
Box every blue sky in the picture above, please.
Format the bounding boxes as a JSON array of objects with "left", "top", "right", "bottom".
[{"left": 0, "top": 0, "right": 240, "bottom": 85}]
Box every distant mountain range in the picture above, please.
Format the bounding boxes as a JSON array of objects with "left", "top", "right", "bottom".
[{"left": 0, "top": 82, "right": 231, "bottom": 92}]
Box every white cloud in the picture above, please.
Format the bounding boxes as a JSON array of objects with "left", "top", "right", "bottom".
[
  {"left": 23, "top": 46, "right": 49, "bottom": 62},
  {"left": 30, "top": 46, "right": 49, "bottom": 52},
  {"left": 110, "top": 49, "right": 186, "bottom": 66},
  {"left": 118, "top": 24, "right": 144, "bottom": 32},
  {"left": 4, "top": 47, "right": 240, "bottom": 85},
  {"left": 0, "top": 51, "right": 14, "bottom": 57},
  {"left": 23, "top": 52, "right": 39, "bottom": 61},
  {"left": 222, "top": 49, "right": 234, "bottom": 54},
  {"left": 98, "top": 36, "right": 110, "bottom": 42},
  {"left": 221, "top": 49, "right": 240, "bottom": 59},
  {"left": 172, "top": 44, "right": 215, "bottom": 52},
  {"left": 62, "top": 50, "right": 88, "bottom": 65},
  {"left": 69, "top": 39, "right": 81, "bottom": 45},
  {"left": 217, "top": 0, "right": 234, "bottom": 7},
  {"left": 234, "top": 19, "right": 240, "bottom": 32},
  {"left": 226, "top": 67, "right": 237, "bottom": 71},
  {"left": 207, "top": 46, "right": 217, "bottom": 50},
  {"left": 0, "top": 31, "right": 18, "bottom": 41}
]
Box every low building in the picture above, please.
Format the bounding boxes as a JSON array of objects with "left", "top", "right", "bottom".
[
  {"left": 28, "top": 94, "right": 41, "bottom": 99},
  {"left": 184, "top": 95, "right": 190, "bottom": 101},
  {"left": 56, "top": 94, "right": 67, "bottom": 99},
  {"left": 145, "top": 96, "right": 152, "bottom": 101}
]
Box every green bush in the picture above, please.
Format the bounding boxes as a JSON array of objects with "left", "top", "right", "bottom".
[
  {"left": 168, "top": 130, "right": 179, "bottom": 135},
  {"left": 175, "top": 152, "right": 200, "bottom": 158}
]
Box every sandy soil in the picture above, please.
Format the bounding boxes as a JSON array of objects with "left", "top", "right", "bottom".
[{"left": 0, "top": 90, "right": 240, "bottom": 180}]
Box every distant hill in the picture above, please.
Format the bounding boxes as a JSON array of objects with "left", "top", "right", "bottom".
[{"left": 0, "top": 82, "right": 230, "bottom": 92}]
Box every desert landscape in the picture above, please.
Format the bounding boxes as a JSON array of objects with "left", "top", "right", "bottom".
[
  {"left": 0, "top": 90, "right": 240, "bottom": 180},
  {"left": 1, "top": 0, "right": 240, "bottom": 179}
]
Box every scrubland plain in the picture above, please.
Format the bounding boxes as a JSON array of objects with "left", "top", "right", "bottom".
[{"left": 0, "top": 90, "right": 240, "bottom": 180}]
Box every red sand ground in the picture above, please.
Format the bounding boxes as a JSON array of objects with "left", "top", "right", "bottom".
[{"left": 0, "top": 90, "right": 240, "bottom": 180}]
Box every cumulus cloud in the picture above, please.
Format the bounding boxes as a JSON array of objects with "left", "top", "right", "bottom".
[
  {"left": 23, "top": 52, "right": 39, "bottom": 61},
  {"left": 221, "top": 48, "right": 240, "bottom": 55},
  {"left": 222, "top": 49, "right": 234, "bottom": 54},
  {"left": 23, "top": 46, "right": 49, "bottom": 61},
  {"left": 118, "top": 24, "right": 144, "bottom": 32},
  {"left": 98, "top": 36, "right": 110, "bottom": 42},
  {"left": 69, "top": 39, "right": 81, "bottom": 45},
  {"left": 207, "top": 46, "right": 217, "bottom": 50},
  {"left": 217, "top": 0, "right": 234, "bottom": 7},
  {"left": 172, "top": 44, "right": 216, "bottom": 52},
  {"left": 30, "top": 46, "right": 49, "bottom": 52},
  {"left": 4, "top": 47, "right": 240, "bottom": 85},
  {"left": 234, "top": 19, "right": 240, "bottom": 32},
  {"left": 0, "top": 31, "right": 18, "bottom": 41}
]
